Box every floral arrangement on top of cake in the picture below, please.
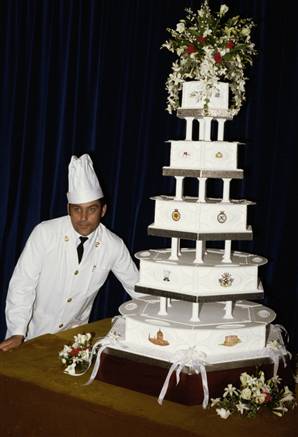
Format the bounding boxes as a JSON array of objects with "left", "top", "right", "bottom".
[
  {"left": 162, "top": 0, "right": 256, "bottom": 115},
  {"left": 211, "top": 370, "right": 296, "bottom": 419}
]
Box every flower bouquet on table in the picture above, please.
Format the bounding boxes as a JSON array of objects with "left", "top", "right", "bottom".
[
  {"left": 210, "top": 370, "right": 296, "bottom": 419},
  {"left": 59, "top": 332, "right": 94, "bottom": 375},
  {"left": 162, "top": 0, "right": 256, "bottom": 115}
]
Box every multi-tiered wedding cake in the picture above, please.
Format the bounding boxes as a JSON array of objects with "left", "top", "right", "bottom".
[
  {"left": 117, "top": 81, "right": 276, "bottom": 363},
  {"left": 91, "top": 3, "right": 291, "bottom": 405},
  {"left": 91, "top": 81, "right": 290, "bottom": 407}
]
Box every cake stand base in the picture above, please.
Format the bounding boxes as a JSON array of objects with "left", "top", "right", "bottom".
[{"left": 95, "top": 348, "right": 294, "bottom": 405}]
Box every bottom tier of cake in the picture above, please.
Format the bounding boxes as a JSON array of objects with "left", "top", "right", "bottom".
[{"left": 91, "top": 312, "right": 291, "bottom": 406}]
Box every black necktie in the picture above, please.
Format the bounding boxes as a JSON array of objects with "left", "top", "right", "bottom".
[{"left": 77, "top": 236, "right": 88, "bottom": 264}]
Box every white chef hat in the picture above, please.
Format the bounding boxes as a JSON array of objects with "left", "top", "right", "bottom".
[{"left": 67, "top": 154, "right": 104, "bottom": 204}]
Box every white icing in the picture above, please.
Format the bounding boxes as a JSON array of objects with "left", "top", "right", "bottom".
[
  {"left": 124, "top": 303, "right": 138, "bottom": 311},
  {"left": 257, "top": 310, "right": 271, "bottom": 318},
  {"left": 139, "top": 251, "right": 151, "bottom": 257},
  {"left": 181, "top": 82, "right": 229, "bottom": 110},
  {"left": 144, "top": 319, "right": 171, "bottom": 326},
  {"left": 151, "top": 198, "right": 251, "bottom": 234},
  {"left": 114, "top": 80, "right": 274, "bottom": 371},
  {"left": 169, "top": 141, "right": 239, "bottom": 171}
]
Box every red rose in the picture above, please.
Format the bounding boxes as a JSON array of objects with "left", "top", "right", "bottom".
[
  {"left": 263, "top": 391, "right": 272, "bottom": 403},
  {"left": 186, "top": 44, "right": 197, "bottom": 54},
  {"left": 197, "top": 35, "right": 206, "bottom": 44},
  {"left": 213, "top": 51, "right": 222, "bottom": 63},
  {"left": 226, "top": 40, "right": 234, "bottom": 49},
  {"left": 70, "top": 347, "right": 81, "bottom": 357}
]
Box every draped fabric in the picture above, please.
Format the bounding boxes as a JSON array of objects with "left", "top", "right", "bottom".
[{"left": 0, "top": 1, "right": 297, "bottom": 351}]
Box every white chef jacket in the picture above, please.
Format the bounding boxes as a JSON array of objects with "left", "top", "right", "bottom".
[{"left": 5, "top": 215, "right": 140, "bottom": 339}]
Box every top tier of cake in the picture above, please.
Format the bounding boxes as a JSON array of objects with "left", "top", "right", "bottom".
[
  {"left": 181, "top": 81, "right": 229, "bottom": 111},
  {"left": 177, "top": 82, "right": 233, "bottom": 145}
]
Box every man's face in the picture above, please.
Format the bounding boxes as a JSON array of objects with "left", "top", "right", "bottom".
[{"left": 68, "top": 200, "right": 107, "bottom": 236}]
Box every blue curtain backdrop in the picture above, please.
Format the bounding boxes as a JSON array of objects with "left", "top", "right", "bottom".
[{"left": 0, "top": 0, "right": 297, "bottom": 352}]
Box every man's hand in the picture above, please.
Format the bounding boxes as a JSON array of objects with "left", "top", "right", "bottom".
[{"left": 0, "top": 335, "right": 24, "bottom": 352}]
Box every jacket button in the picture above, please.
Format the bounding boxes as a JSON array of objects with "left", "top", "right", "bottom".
[
  {"left": 59, "top": 323, "right": 64, "bottom": 328},
  {"left": 67, "top": 298, "right": 72, "bottom": 303},
  {"left": 74, "top": 270, "right": 79, "bottom": 275}
]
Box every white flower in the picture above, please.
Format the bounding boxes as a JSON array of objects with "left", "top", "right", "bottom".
[
  {"left": 80, "top": 349, "right": 91, "bottom": 361},
  {"left": 240, "top": 372, "right": 251, "bottom": 386},
  {"left": 203, "top": 28, "right": 212, "bottom": 37},
  {"left": 210, "top": 398, "right": 221, "bottom": 407},
  {"left": 216, "top": 408, "right": 231, "bottom": 419},
  {"left": 64, "top": 362, "right": 77, "bottom": 375},
  {"left": 236, "top": 402, "right": 249, "bottom": 414},
  {"left": 219, "top": 5, "right": 229, "bottom": 17},
  {"left": 223, "top": 384, "right": 238, "bottom": 398},
  {"left": 241, "top": 388, "right": 252, "bottom": 400},
  {"left": 270, "top": 375, "right": 282, "bottom": 384},
  {"left": 177, "top": 47, "right": 185, "bottom": 56},
  {"left": 273, "top": 406, "right": 289, "bottom": 417},
  {"left": 280, "top": 387, "right": 295, "bottom": 404},
  {"left": 255, "top": 393, "right": 266, "bottom": 405},
  {"left": 241, "top": 27, "right": 250, "bottom": 36},
  {"left": 176, "top": 22, "right": 185, "bottom": 33}
]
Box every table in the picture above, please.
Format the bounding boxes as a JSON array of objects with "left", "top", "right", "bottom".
[{"left": 0, "top": 319, "right": 297, "bottom": 437}]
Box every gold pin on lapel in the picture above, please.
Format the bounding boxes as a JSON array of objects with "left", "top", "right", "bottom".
[{"left": 64, "top": 235, "right": 69, "bottom": 242}]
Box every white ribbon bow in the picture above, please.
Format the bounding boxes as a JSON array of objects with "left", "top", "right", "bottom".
[
  {"left": 84, "top": 328, "right": 122, "bottom": 385},
  {"left": 261, "top": 323, "right": 291, "bottom": 376},
  {"left": 158, "top": 347, "right": 209, "bottom": 408}
]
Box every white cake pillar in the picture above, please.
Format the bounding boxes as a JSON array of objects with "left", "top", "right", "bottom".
[
  {"left": 194, "top": 240, "right": 205, "bottom": 264},
  {"left": 203, "top": 117, "right": 213, "bottom": 141},
  {"left": 223, "top": 240, "right": 232, "bottom": 263},
  {"left": 222, "top": 178, "right": 231, "bottom": 202},
  {"left": 167, "top": 298, "right": 172, "bottom": 308},
  {"left": 175, "top": 176, "right": 184, "bottom": 200},
  {"left": 217, "top": 119, "right": 225, "bottom": 141},
  {"left": 158, "top": 297, "right": 168, "bottom": 316},
  {"left": 196, "top": 118, "right": 205, "bottom": 140},
  {"left": 190, "top": 302, "right": 200, "bottom": 322},
  {"left": 198, "top": 177, "right": 207, "bottom": 202},
  {"left": 223, "top": 301, "right": 234, "bottom": 319},
  {"left": 185, "top": 117, "right": 194, "bottom": 140},
  {"left": 169, "top": 237, "right": 180, "bottom": 261}
]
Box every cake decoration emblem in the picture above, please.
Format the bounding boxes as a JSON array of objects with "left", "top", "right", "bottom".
[
  {"left": 219, "top": 272, "right": 234, "bottom": 287},
  {"left": 217, "top": 211, "right": 227, "bottom": 223},
  {"left": 172, "top": 209, "right": 181, "bottom": 221},
  {"left": 221, "top": 335, "right": 241, "bottom": 346},
  {"left": 148, "top": 329, "right": 170, "bottom": 346},
  {"left": 163, "top": 270, "right": 171, "bottom": 282},
  {"left": 215, "top": 152, "right": 223, "bottom": 159}
]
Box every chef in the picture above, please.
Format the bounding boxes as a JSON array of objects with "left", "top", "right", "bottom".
[{"left": 0, "top": 154, "right": 141, "bottom": 351}]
